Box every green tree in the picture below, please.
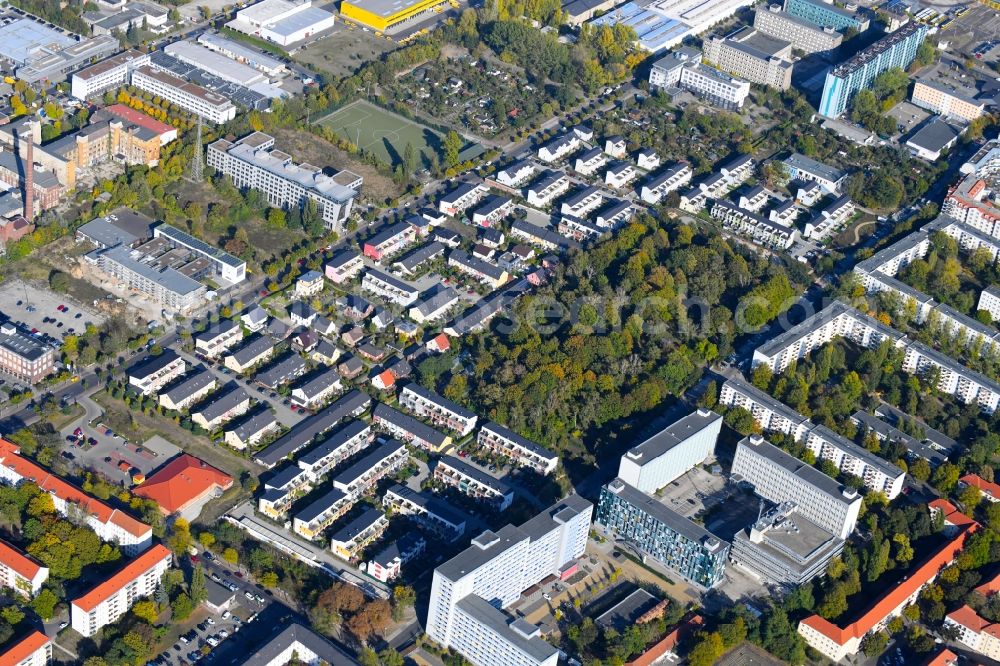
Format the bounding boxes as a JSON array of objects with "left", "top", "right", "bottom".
[
  {"left": 171, "top": 592, "right": 194, "bottom": 620},
  {"left": 132, "top": 599, "right": 159, "bottom": 624},
  {"left": 190, "top": 566, "right": 208, "bottom": 604},
  {"left": 861, "top": 630, "right": 889, "bottom": 657},
  {"left": 30, "top": 589, "right": 58, "bottom": 620},
  {"left": 443, "top": 130, "right": 462, "bottom": 167},
  {"left": 223, "top": 548, "right": 239, "bottom": 565}
]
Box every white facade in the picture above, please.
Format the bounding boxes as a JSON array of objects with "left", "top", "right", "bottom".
[
  {"left": 980, "top": 287, "right": 1000, "bottom": 322},
  {"left": 131, "top": 67, "right": 236, "bottom": 124},
  {"left": 400, "top": 384, "right": 478, "bottom": 435},
  {"left": 640, "top": 162, "right": 693, "bottom": 205},
  {"left": 227, "top": 0, "right": 336, "bottom": 46},
  {"left": 71, "top": 49, "right": 150, "bottom": 100},
  {"left": 618, "top": 409, "right": 722, "bottom": 493},
  {"left": 362, "top": 269, "right": 420, "bottom": 306}
]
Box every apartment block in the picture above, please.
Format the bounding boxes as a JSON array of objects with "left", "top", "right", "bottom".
[
  {"left": 0, "top": 539, "right": 48, "bottom": 598},
  {"left": 944, "top": 140, "right": 1000, "bottom": 236},
  {"left": 328, "top": 507, "right": 388, "bottom": 560},
  {"left": 494, "top": 160, "right": 537, "bottom": 188},
  {"left": 526, "top": 171, "right": 571, "bottom": 208},
  {"left": 153, "top": 224, "right": 246, "bottom": 284},
  {"left": 0, "top": 631, "right": 51, "bottom": 666},
  {"left": 649, "top": 48, "right": 751, "bottom": 109},
  {"left": 71, "top": 544, "right": 172, "bottom": 637},
  {"left": 439, "top": 182, "right": 490, "bottom": 217},
  {"left": 427, "top": 495, "right": 592, "bottom": 666},
  {"left": 325, "top": 250, "right": 364, "bottom": 284},
  {"left": 364, "top": 532, "right": 426, "bottom": 582},
  {"left": 783, "top": 153, "right": 847, "bottom": 194},
  {"left": 127, "top": 350, "right": 185, "bottom": 396},
  {"left": 784, "top": 0, "right": 868, "bottom": 31},
  {"left": 399, "top": 383, "right": 478, "bottom": 435},
  {"left": 719, "top": 377, "right": 813, "bottom": 440},
  {"left": 560, "top": 186, "right": 605, "bottom": 218},
  {"left": 194, "top": 319, "right": 243, "bottom": 358},
  {"left": 945, "top": 605, "right": 1000, "bottom": 660},
  {"left": 477, "top": 422, "right": 558, "bottom": 475},
  {"left": 819, "top": 21, "right": 928, "bottom": 118},
  {"left": 433, "top": 455, "right": 514, "bottom": 511},
  {"left": 382, "top": 484, "right": 467, "bottom": 540},
  {"left": 0, "top": 323, "right": 55, "bottom": 384},
  {"left": 703, "top": 27, "right": 793, "bottom": 90},
  {"left": 258, "top": 465, "right": 312, "bottom": 520},
  {"left": 912, "top": 75, "right": 989, "bottom": 124},
  {"left": 618, "top": 409, "right": 722, "bottom": 493},
  {"left": 574, "top": 147, "right": 607, "bottom": 177},
  {"left": 804, "top": 195, "right": 855, "bottom": 241},
  {"left": 131, "top": 67, "right": 236, "bottom": 124},
  {"left": 372, "top": 403, "right": 452, "bottom": 452},
  {"left": 362, "top": 269, "right": 420, "bottom": 306},
  {"left": 731, "top": 435, "right": 861, "bottom": 539},
  {"left": 597, "top": 479, "right": 729, "bottom": 587},
  {"left": 537, "top": 133, "right": 582, "bottom": 163},
  {"left": 362, "top": 221, "right": 418, "bottom": 260},
  {"left": 979, "top": 286, "right": 1000, "bottom": 322},
  {"left": 753, "top": 5, "right": 843, "bottom": 53},
  {"left": 207, "top": 133, "right": 360, "bottom": 230},
  {"left": 93, "top": 245, "right": 207, "bottom": 312}
]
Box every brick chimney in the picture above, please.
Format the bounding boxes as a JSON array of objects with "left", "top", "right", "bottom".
[{"left": 19, "top": 129, "right": 32, "bottom": 222}]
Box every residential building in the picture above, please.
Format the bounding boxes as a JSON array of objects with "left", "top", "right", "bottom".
[
  {"left": 240, "top": 622, "right": 358, "bottom": 666},
  {"left": 0, "top": 439, "right": 152, "bottom": 555},
  {"left": 852, "top": 408, "right": 953, "bottom": 468},
  {"left": 448, "top": 250, "right": 509, "bottom": 289},
  {"left": 477, "top": 422, "right": 558, "bottom": 475},
  {"left": 290, "top": 367, "right": 342, "bottom": 409},
  {"left": 91, "top": 245, "right": 207, "bottom": 312},
  {"left": 128, "top": 351, "right": 185, "bottom": 396},
  {"left": 255, "top": 353, "right": 308, "bottom": 389},
  {"left": 295, "top": 270, "right": 324, "bottom": 298},
  {"left": 433, "top": 455, "right": 515, "bottom": 511},
  {"left": 325, "top": 250, "right": 364, "bottom": 283},
  {"left": 426, "top": 495, "right": 592, "bottom": 666},
  {"left": 399, "top": 383, "right": 478, "bottom": 435},
  {"left": 798, "top": 506, "right": 977, "bottom": 660},
  {"left": 560, "top": 186, "right": 605, "bottom": 218},
  {"left": 703, "top": 27, "right": 793, "bottom": 90},
  {"left": 362, "top": 269, "right": 420, "bottom": 306},
  {"left": 959, "top": 474, "right": 1000, "bottom": 503},
  {"left": 258, "top": 465, "right": 312, "bottom": 520},
  {"left": 241, "top": 306, "right": 269, "bottom": 332},
  {"left": 804, "top": 194, "right": 855, "bottom": 240},
  {"left": 295, "top": 420, "right": 371, "bottom": 482},
  {"left": 494, "top": 160, "right": 536, "bottom": 188},
  {"left": 194, "top": 319, "right": 243, "bottom": 358},
  {"left": 224, "top": 335, "right": 275, "bottom": 373},
  {"left": 329, "top": 508, "right": 388, "bottom": 560},
  {"left": 226, "top": 0, "right": 337, "bottom": 46},
  {"left": 648, "top": 48, "right": 751, "bottom": 109},
  {"left": 617, "top": 409, "right": 722, "bottom": 493},
  {"left": 944, "top": 605, "right": 1000, "bottom": 660},
  {"left": 912, "top": 66, "right": 990, "bottom": 123},
  {"left": 191, "top": 385, "right": 251, "bottom": 430},
  {"left": 818, "top": 21, "right": 929, "bottom": 118},
  {"left": 605, "top": 162, "right": 638, "bottom": 189},
  {"left": 158, "top": 368, "right": 218, "bottom": 411},
  {"left": 0, "top": 323, "right": 55, "bottom": 384},
  {"left": 364, "top": 531, "right": 426, "bottom": 582},
  {"left": 640, "top": 162, "right": 694, "bottom": 205},
  {"left": 0, "top": 539, "right": 48, "bottom": 598},
  {"left": 410, "top": 287, "right": 460, "bottom": 324},
  {"left": 439, "top": 182, "right": 489, "bottom": 217},
  {"left": 207, "top": 133, "right": 360, "bottom": 230},
  {"left": 596, "top": 479, "right": 729, "bottom": 587},
  {"left": 70, "top": 544, "right": 172, "bottom": 637},
  {"left": 719, "top": 377, "right": 813, "bottom": 439},
  {"left": 526, "top": 171, "right": 572, "bottom": 208},
  {"left": 224, "top": 409, "right": 278, "bottom": 450},
  {"left": 943, "top": 141, "right": 1000, "bottom": 235},
  {"left": 362, "top": 222, "right": 418, "bottom": 260},
  {"left": 783, "top": 153, "right": 847, "bottom": 193},
  {"left": 537, "top": 133, "right": 582, "bottom": 163},
  {"left": 753, "top": 4, "right": 843, "bottom": 53},
  {"left": 131, "top": 67, "right": 236, "bottom": 124},
  {"left": 472, "top": 195, "right": 513, "bottom": 227},
  {"left": 783, "top": 0, "right": 868, "bottom": 30},
  {"left": 710, "top": 200, "right": 795, "bottom": 249},
  {"left": 394, "top": 242, "right": 446, "bottom": 275},
  {"left": 152, "top": 224, "right": 246, "bottom": 283},
  {"left": 71, "top": 49, "right": 151, "bottom": 100},
  {"left": 0, "top": 631, "right": 51, "bottom": 666},
  {"left": 383, "top": 484, "right": 467, "bottom": 540},
  {"left": 730, "top": 501, "right": 844, "bottom": 585},
  {"left": 731, "top": 435, "right": 861, "bottom": 539},
  {"left": 133, "top": 454, "right": 233, "bottom": 519},
  {"left": 979, "top": 286, "right": 1000, "bottom": 322},
  {"left": 574, "top": 147, "right": 607, "bottom": 177}
]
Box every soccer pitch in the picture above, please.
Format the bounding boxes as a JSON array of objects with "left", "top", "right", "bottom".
[{"left": 318, "top": 100, "right": 447, "bottom": 168}]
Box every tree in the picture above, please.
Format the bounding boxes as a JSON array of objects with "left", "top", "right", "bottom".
[
  {"left": 861, "top": 630, "right": 889, "bottom": 657},
  {"left": 893, "top": 534, "right": 914, "bottom": 564},
  {"left": 132, "top": 599, "right": 159, "bottom": 624},
  {"left": 932, "top": 462, "right": 960, "bottom": 493},
  {"left": 31, "top": 589, "right": 58, "bottom": 620},
  {"left": 171, "top": 592, "right": 194, "bottom": 620},
  {"left": 910, "top": 457, "right": 931, "bottom": 482},
  {"left": 687, "top": 632, "right": 725, "bottom": 666},
  {"left": 222, "top": 548, "right": 239, "bottom": 565},
  {"left": 0, "top": 606, "right": 24, "bottom": 626},
  {"left": 403, "top": 142, "right": 417, "bottom": 176},
  {"left": 443, "top": 130, "right": 462, "bottom": 167},
  {"left": 198, "top": 532, "right": 215, "bottom": 548},
  {"left": 49, "top": 271, "right": 71, "bottom": 293},
  {"left": 190, "top": 566, "right": 208, "bottom": 604},
  {"left": 267, "top": 208, "right": 287, "bottom": 229},
  {"left": 261, "top": 571, "right": 279, "bottom": 587},
  {"left": 959, "top": 484, "right": 982, "bottom": 511}
]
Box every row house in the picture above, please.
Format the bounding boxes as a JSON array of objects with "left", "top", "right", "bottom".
[
  {"left": 538, "top": 133, "right": 582, "bottom": 163},
  {"left": 605, "top": 162, "right": 638, "bottom": 189},
  {"left": 595, "top": 201, "right": 634, "bottom": 230},
  {"left": 223, "top": 409, "right": 278, "bottom": 450},
  {"left": 559, "top": 215, "right": 604, "bottom": 243},
  {"left": 364, "top": 531, "right": 426, "bottom": 582},
  {"left": 604, "top": 136, "right": 627, "bottom": 159},
  {"left": 637, "top": 149, "right": 660, "bottom": 171},
  {"left": 393, "top": 242, "right": 446, "bottom": 276},
  {"left": 438, "top": 182, "right": 489, "bottom": 217},
  {"left": 325, "top": 250, "right": 364, "bottom": 284},
  {"left": 526, "top": 171, "right": 571, "bottom": 208},
  {"left": 639, "top": 162, "right": 693, "bottom": 205},
  {"left": 471, "top": 195, "right": 513, "bottom": 228},
  {"left": 292, "top": 487, "right": 350, "bottom": 540},
  {"left": 769, "top": 199, "right": 799, "bottom": 227},
  {"left": 410, "top": 287, "right": 461, "bottom": 324},
  {"left": 224, "top": 335, "right": 274, "bottom": 373},
  {"left": 399, "top": 383, "right": 478, "bottom": 435},
  {"left": 191, "top": 386, "right": 251, "bottom": 430},
  {"left": 331, "top": 439, "right": 408, "bottom": 497},
  {"left": 254, "top": 353, "right": 308, "bottom": 389},
  {"left": 804, "top": 195, "right": 855, "bottom": 241},
  {"left": 560, "top": 186, "right": 605, "bottom": 218},
  {"left": 794, "top": 179, "right": 824, "bottom": 207},
  {"left": 679, "top": 186, "right": 709, "bottom": 213},
  {"left": 574, "top": 147, "right": 607, "bottom": 176},
  {"left": 448, "top": 250, "right": 509, "bottom": 289},
  {"left": 494, "top": 159, "right": 536, "bottom": 188},
  {"left": 258, "top": 465, "right": 312, "bottom": 520},
  {"left": 382, "top": 484, "right": 467, "bottom": 541},
  {"left": 296, "top": 420, "right": 372, "bottom": 482},
  {"left": 710, "top": 200, "right": 795, "bottom": 250},
  {"left": 290, "top": 366, "right": 343, "bottom": 409},
  {"left": 510, "top": 219, "right": 569, "bottom": 252},
  {"left": 158, "top": 368, "right": 218, "bottom": 411},
  {"left": 363, "top": 222, "right": 418, "bottom": 261},
  {"left": 433, "top": 455, "right": 514, "bottom": 511},
  {"left": 194, "top": 319, "right": 243, "bottom": 358},
  {"left": 127, "top": 350, "right": 185, "bottom": 396},
  {"left": 477, "top": 422, "right": 558, "bottom": 475},
  {"left": 362, "top": 268, "right": 420, "bottom": 307},
  {"left": 372, "top": 403, "right": 452, "bottom": 452},
  {"left": 737, "top": 185, "right": 770, "bottom": 213},
  {"left": 329, "top": 508, "right": 388, "bottom": 560}
]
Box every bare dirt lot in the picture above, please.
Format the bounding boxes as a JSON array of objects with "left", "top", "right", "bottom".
[
  {"left": 293, "top": 25, "right": 395, "bottom": 79},
  {"left": 272, "top": 127, "right": 405, "bottom": 204}
]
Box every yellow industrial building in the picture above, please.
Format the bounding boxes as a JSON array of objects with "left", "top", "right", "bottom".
[{"left": 340, "top": 0, "right": 447, "bottom": 32}]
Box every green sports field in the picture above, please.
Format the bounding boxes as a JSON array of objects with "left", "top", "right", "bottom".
[{"left": 316, "top": 100, "right": 481, "bottom": 168}]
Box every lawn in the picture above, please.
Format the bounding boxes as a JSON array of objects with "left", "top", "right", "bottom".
[{"left": 317, "top": 100, "right": 451, "bottom": 168}]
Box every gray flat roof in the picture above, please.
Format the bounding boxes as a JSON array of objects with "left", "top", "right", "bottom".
[
  {"left": 436, "top": 524, "right": 528, "bottom": 582},
  {"left": 784, "top": 152, "right": 846, "bottom": 182},
  {"left": 455, "top": 595, "right": 558, "bottom": 663},
  {"left": 625, "top": 409, "right": 721, "bottom": 463},
  {"left": 722, "top": 377, "right": 810, "bottom": 426},
  {"left": 908, "top": 119, "right": 960, "bottom": 154},
  {"left": 155, "top": 224, "right": 244, "bottom": 268},
  {"left": 519, "top": 494, "right": 591, "bottom": 542},
  {"left": 78, "top": 218, "right": 139, "bottom": 248},
  {"left": 100, "top": 246, "right": 205, "bottom": 297},
  {"left": 733, "top": 505, "right": 843, "bottom": 575}
]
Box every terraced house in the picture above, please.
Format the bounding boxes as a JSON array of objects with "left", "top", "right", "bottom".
[{"left": 399, "top": 384, "right": 478, "bottom": 435}]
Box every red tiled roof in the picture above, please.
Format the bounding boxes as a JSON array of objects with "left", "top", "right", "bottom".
[
  {"left": 104, "top": 104, "right": 176, "bottom": 136},
  {"left": 71, "top": 544, "right": 172, "bottom": 613},
  {"left": 960, "top": 474, "right": 1000, "bottom": 500},
  {"left": 0, "top": 631, "right": 49, "bottom": 666},
  {"left": 0, "top": 539, "right": 44, "bottom": 581},
  {"left": 625, "top": 615, "right": 703, "bottom": 666},
  {"left": 929, "top": 499, "right": 978, "bottom": 528},
  {"left": 800, "top": 516, "right": 977, "bottom": 646},
  {"left": 375, "top": 369, "right": 395, "bottom": 388},
  {"left": 133, "top": 454, "right": 233, "bottom": 515},
  {"left": 946, "top": 604, "right": 989, "bottom": 632},
  {"left": 975, "top": 571, "right": 1000, "bottom": 597},
  {"left": 429, "top": 333, "right": 450, "bottom": 351},
  {"left": 0, "top": 439, "right": 150, "bottom": 538},
  {"left": 924, "top": 648, "right": 958, "bottom": 666}
]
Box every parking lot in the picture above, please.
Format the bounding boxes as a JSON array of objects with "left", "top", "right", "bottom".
[
  {"left": 0, "top": 279, "right": 104, "bottom": 345},
  {"left": 937, "top": 3, "right": 1000, "bottom": 56},
  {"left": 887, "top": 101, "right": 931, "bottom": 138},
  {"left": 64, "top": 426, "right": 181, "bottom": 486}
]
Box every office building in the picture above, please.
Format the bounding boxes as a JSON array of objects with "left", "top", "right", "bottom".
[
  {"left": 426, "top": 495, "right": 592, "bottom": 666},
  {"left": 731, "top": 501, "right": 844, "bottom": 585},
  {"left": 731, "top": 435, "right": 862, "bottom": 539},
  {"left": 226, "top": 0, "right": 336, "bottom": 46},
  {"left": 399, "top": 383, "right": 478, "bottom": 435},
  {"left": 131, "top": 67, "right": 236, "bottom": 124},
  {"left": 0, "top": 631, "right": 51, "bottom": 666},
  {"left": 819, "top": 21, "right": 928, "bottom": 118},
  {"left": 783, "top": 0, "right": 868, "bottom": 31},
  {"left": 0, "top": 539, "right": 48, "bottom": 598},
  {"left": 71, "top": 49, "right": 151, "bottom": 100},
  {"left": 8, "top": 27, "right": 118, "bottom": 84},
  {"left": 618, "top": 409, "right": 721, "bottom": 493},
  {"left": 70, "top": 544, "right": 172, "bottom": 637},
  {"left": 477, "top": 422, "right": 558, "bottom": 475},
  {"left": 164, "top": 41, "right": 266, "bottom": 87},
  {"left": 207, "top": 133, "right": 360, "bottom": 231},
  {"left": 703, "top": 27, "right": 793, "bottom": 90},
  {"left": 0, "top": 323, "right": 55, "bottom": 384},
  {"left": 596, "top": 479, "right": 729, "bottom": 587},
  {"left": 753, "top": 5, "right": 842, "bottom": 53}
]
